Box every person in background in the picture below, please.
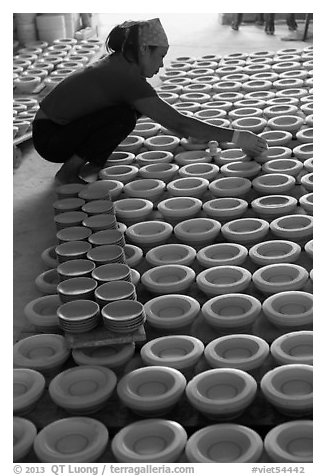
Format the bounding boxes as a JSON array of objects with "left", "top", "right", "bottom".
[
  {"left": 32, "top": 18, "right": 267, "bottom": 184},
  {"left": 264, "top": 13, "right": 275, "bottom": 35}
]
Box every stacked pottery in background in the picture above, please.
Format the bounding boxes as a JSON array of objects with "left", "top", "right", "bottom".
[{"left": 16, "top": 45, "right": 313, "bottom": 463}]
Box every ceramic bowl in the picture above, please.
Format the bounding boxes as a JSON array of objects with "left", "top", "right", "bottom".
[
  {"left": 55, "top": 183, "right": 86, "bottom": 199},
  {"left": 95, "top": 281, "right": 136, "bottom": 307},
  {"left": 293, "top": 143, "right": 313, "bottom": 162},
  {"left": 54, "top": 211, "right": 88, "bottom": 231},
  {"left": 270, "top": 214, "right": 313, "bottom": 242},
  {"left": 139, "top": 163, "right": 179, "bottom": 181},
  {"left": 144, "top": 294, "right": 200, "bottom": 329},
  {"left": 136, "top": 150, "right": 174, "bottom": 167},
  {"left": 167, "top": 177, "right": 209, "bottom": 198},
  {"left": 91, "top": 262, "right": 131, "bottom": 285},
  {"left": 229, "top": 107, "right": 263, "bottom": 120},
  {"left": 116, "top": 135, "right": 144, "bottom": 154},
  {"left": 141, "top": 265, "right": 196, "bottom": 294},
  {"left": 252, "top": 264, "right": 309, "bottom": 295},
  {"left": 252, "top": 173, "right": 295, "bottom": 195},
  {"left": 103, "top": 151, "right": 135, "bottom": 167},
  {"left": 57, "top": 276, "right": 97, "bottom": 303},
  {"left": 262, "top": 291, "right": 313, "bottom": 329},
  {"left": 250, "top": 195, "right": 298, "bottom": 219},
  {"left": 99, "top": 165, "right": 138, "bottom": 184},
  {"left": 57, "top": 299, "right": 100, "bottom": 334},
  {"left": 202, "top": 294, "right": 261, "bottom": 330},
  {"left": 203, "top": 198, "right": 248, "bottom": 221},
  {"left": 33, "top": 417, "right": 108, "bottom": 463},
  {"left": 13, "top": 417, "right": 37, "bottom": 462},
  {"left": 260, "top": 364, "right": 313, "bottom": 415},
  {"left": 209, "top": 177, "right": 252, "bottom": 198},
  {"left": 299, "top": 193, "right": 313, "bottom": 215},
  {"left": 271, "top": 331, "right": 313, "bottom": 366},
  {"left": 13, "top": 369, "right": 45, "bottom": 415},
  {"left": 221, "top": 218, "right": 269, "bottom": 244},
  {"left": 249, "top": 240, "right": 301, "bottom": 266},
  {"left": 262, "top": 158, "right": 303, "bottom": 177},
  {"left": 49, "top": 365, "right": 117, "bottom": 414},
  {"left": 13, "top": 334, "right": 70, "bottom": 373},
  {"left": 174, "top": 218, "right": 221, "bottom": 247},
  {"left": 174, "top": 150, "right": 212, "bottom": 166},
  {"left": 24, "top": 295, "right": 61, "bottom": 331},
  {"left": 185, "top": 423, "right": 263, "bottom": 463},
  {"left": 186, "top": 368, "right": 257, "bottom": 419},
  {"left": 216, "top": 148, "right": 248, "bottom": 165},
  {"left": 123, "top": 178, "right": 165, "bottom": 201},
  {"left": 263, "top": 104, "right": 298, "bottom": 119},
  {"left": 220, "top": 161, "right": 261, "bottom": 179},
  {"left": 132, "top": 121, "right": 161, "bottom": 138},
  {"left": 88, "top": 229, "right": 125, "bottom": 248},
  {"left": 78, "top": 181, "right": 113, "bottom": 201},
  {"left": 126, "top": 221, "right": 173, "bottom": 249},
  {"left": 205, "top": 334, "right": 269, "bottom": 372},
  {"left": 300, "top": 172, "right": 313, "bottom": 192},
  {"left": 258, "top": 130, "right": 293, "bottom": 147},
  {"left": 197, "top": 243, "right": 248, "bottom": 269},
  {"left": 157, "top": 197, "right": 202, "bottom": 223},
  {"left": 255, "top": 146, "right": 292, "bottom": 164},
  {"left": 146, "top": 243, "right": 196, "bottom": 267},
  {"left": 296, "top": 127, "right": 313, "bottom": 144},
  {"left": 304, "top": 240, "right": 313, "bottom": 259},
  {"left": 267, "top": 115, "right": 305, "bottom": 134},
  {"left": 117, "top": 366, "right": 186, "bottom": 415},
  {"left": 264, "top": 420, "right": 313, "bottom": 463},
  {"left": 35, "top": 268, "right": 59, "bottom": 294},
  {"left": 144, "top": 135, "right": 180, "bottom": 152},
  {"left": 197, "top": 266, "right": 251, "bottom": 297},
  {"left": 87, "top": 244, "right": 126, "bottom": 266},
  {"left": 72, "top": 343, "right": 135, "bottom": 369},
  {"left": 111, "top": 419, "right": 187, "bottom": 463},
  {"left": 178, "top": 162, "right": 219, "bottom": 181},
  {"left": 141, "top": 335, "right": 204, "bottom": 372},
  {"left": 231, "top": 117, "right": 267, "bottom": 134},
  {"left": 124, "top": 244, "right": 143, "bottom": 268},
  {"left": 55, "top": 241, "right": 92, "bottom": 263},
  {"left": 56, "top": 225, "right": 92, "bottom": 244},
  {"left": 114, "top": 198, "right": 153, "bottom": 224},
  {"left": 101, "top": 300, "right": 145, "bottom": 333}
]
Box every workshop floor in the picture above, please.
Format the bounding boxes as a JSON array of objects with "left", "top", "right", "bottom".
[{"left": 13, "top": 13, "right": 312, "bottom": 342}]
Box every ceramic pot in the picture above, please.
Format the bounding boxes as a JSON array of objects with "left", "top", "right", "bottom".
[
  {"left": 264, "top": 420, "right": 313, "bottom": 463},
  {"left": 202, "top": 198, "right": 248, "bottom": 221},
  {"left": 144, "top": 294, "right": 200, "bottom": 330},
  {"left": 271, "top": 331, "right": 313, "bottom": 366},
  {"left": 252, "top": 173, "right": 295, "bottom": 195},
  {"left": 196, "top": 243, "right": 248, "bottom": 268},
  {"left": 209, "top": 177, "right": 252, "bottom": 198},
  {"left": 158, "top": 197, "right": 202, "bottom": 224},
  {"left": 252, "top": 264, "right": 309, "bottom": 295},
  {"left": 262, "top": 291, "right": 313, "bottom": 329},
  {"left": 185, "top": 423, "right": 263, "bottom": 463},
  {"left": 250, "top": 195, "right": 298, "bottom": 219},
  {"left": 221, "top": 218, "right": 269, "bottom": 244},
  {"left": 146, "top": 244, "right": 196, "bottom": 267},
  {"left": 249, "top": 240, "right": 301, "bottom": 266},
  {"left": 13, "top": 369, "right": 45, "bottom": 415},
  {"left": 114, "top": 198, "right": 153, "bottom": 224},
  {"left": 197, "top": 266, "right": 251, "bottom": 297},
  {"left": 141, "top": 265, "right": 196, "bottom": 294},
  {"left": 174, "top": 218, "right": 221, "bottom": 247},
  {"left": 260, "top": 364, "right": 312, "bottom": 416},
  {"left": 13, "top": 417, "right": 37, "bottom": 462}
]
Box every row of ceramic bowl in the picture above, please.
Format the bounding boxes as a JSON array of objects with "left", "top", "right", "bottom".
[
  {"left": 13, "top": 329, "right": 313, "bottom": 379},
  {"left": 13, "top": 362, "right": 312, "bottom": 425},
  {"left": 13, "top": 414, "right": 312, "bottom": 463}
]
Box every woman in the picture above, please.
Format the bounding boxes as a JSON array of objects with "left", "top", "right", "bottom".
[{"left": 32, "top": 18, "right": 267, "bottom": 184}]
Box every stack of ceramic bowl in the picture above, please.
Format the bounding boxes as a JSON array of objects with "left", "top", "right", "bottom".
[
  {"left": 57, "top": 300, "right": 100, "bottom": 334},
  {"left": 101, "top": 300, "right": 145, "bottom": 334}
]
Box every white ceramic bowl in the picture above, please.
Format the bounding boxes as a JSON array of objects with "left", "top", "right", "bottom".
[
  {"left": 141, "top": 265, "right": 196, "bottom": 294},
  {"left": 249, "top": 240, "right": 301, "bottom": 266},
  {"left": 99, "top": 165, "right": 138, "bottom": 184},
  {"left": 139, "top": 163, "right": 179, "bottom": 181},
  {"left": 33, "top": 417, "right": 109, "bottom": 462},
  {"left": 126, "top": 221, "right": 173, "bottom": 248},
  {"left": 123, "top": 178, "right": 165, "bottom": 201},
  {"left": 252, "top": 173, "right": 295, "bottom": 195},
  {"left": 258, "top": 130, "right": 292, "bottom": 147},
  {"left": 262, "top": 291, "right": 313, "bottom": 329},
  {"left": 214, "top": 148, "right": 249, "bottom": 166},
  {"left": 300, "top": 172, "right": 313, "bottom": 192},
  {"left": 13, "top": 334, "right": 70, "bottom": 373},
  {"left": 167, "top": 177, "right": 209, "bottom": 198},
  {"left": 13, "top": 368, "right": 45, "bottom": 415},
  {"left": 144, "top": 294, "right": 200, "bottom": 329},
  {"left": 260, "top": 364, "right": 313, "bottom": 415},
  {"left": 231, "top": 116, "right": 267, "bottom": 134},
  {"left": 185, "top": 423, "right": 263, "bottom": 463},
  {"left": 174, "top": 218, "right": 221, "bottom": 247},
  {"left": 197, "top": 266, "right": 251, "bottom": 297},
  {"left": 136, "top": 150, "right": 174, "bottom": 167},
  {"left": 49, "top": 365, "right": 117, "bottom": 414},
  {"left": 270, "top": 214, "right": 313, "bottom": 242},
  {"left": 114, "top": 198, "right": 153, "bottom": 223},
  {"left": 205, "top": 334, "right": 269, "bottom": 372},
  {"left": 304, "top": 240, "right": 313, "bottom": 259},
  {"left": 264, "top": 420, "right": 313, "bottom": 463},
  {"left": 124, "top": 244, "right": 143, "bottom": 267},
  {"left": 144, "top": 135, "right": 180, "bottom": 152},
  {"left": 220, "top": 161, "right": 261, "bottom": 179},
  {"left": 253, "top": 264, "right": 309, "bottom": 295},
  {"left": 299, "top": 193, "right": 313, "bottom": 215},
  {"left": 116, "top": 135, "right": 144, "bottom": 154},
  {"left": 132, "top": 121, "right": 161, "bottom": 138},
  {"left": 197, "top": 243, "right": 248, "bottom": 268},
  {"left": 221, "top": 218, "right": 269, "bottom": 244},
  {"left": 13, "top": 417, "right": 37, "bottom": 462},
  {"left": 146, "top": 243, "right": 196, "bottom": 267},
  {"left": 203, "top": 198, "right": 248, "bottom": 221},
  {"left": 209, "top": 177, "right": 252, "bottom": 198},
  {"left": 111, "top": 419, "right": 187, "bottom": 463},
  {"left": 34, "top": 268, "right": 60, "bottom": 294},
  {"left": 267, "top": 115, "right": 305, "bottom": 134},
  {"left": 104, "top": 151, "right": 135, "bottom": 167},
  {"left": 117, "top": 366, "right": 186, "bottom": 415},
  {"left": 186, "top": 368, "right": 257, "bottom": 419},
  {"left": 72, "top": 343, "right": 135, "bottom": 369},
  {"left": 202, "top": 293, "right": 261, "bottom": 330},
  {"left": 262, "top": 158, "right": 303, "bottom": 177},
  {"left": 174, "top": 150, "right": 212, "bottom": 166},
  {"left": 141, "top": 335, "right": 204, "bottom": 371},
  {"left": 293, "top": 143, "right": 313, "bottom": 161},
  {"left": 178, "top": 162, "right": 219, "bottom": 181},
  {"left": 271, "top": 331, "right": 313, "bottom": 366},
  {"left": 251, "top": 195, "right": 298, "bottom": 219},
  {"left": 24, "top": 295, "right": 61, "bottom": 330},
  {"left": 157, "top": 197, "right": 202, "bottom": 223}
]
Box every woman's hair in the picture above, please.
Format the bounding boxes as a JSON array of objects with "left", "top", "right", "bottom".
[{"left": 106, "top": 23, "right": 156, "bottom": 62}]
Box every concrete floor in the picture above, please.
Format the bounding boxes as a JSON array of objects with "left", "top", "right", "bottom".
[{"left": 13, "top": 14, "right": 312, "bottom": 342}]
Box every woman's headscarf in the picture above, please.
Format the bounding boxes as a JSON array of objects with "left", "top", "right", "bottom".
[{"left": 120, "top": 18, "right": 169, "bottom": 48}]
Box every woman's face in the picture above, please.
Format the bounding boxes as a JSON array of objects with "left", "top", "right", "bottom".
[{"left": 139, "top": 45, "right": 168, "bottom": 78}]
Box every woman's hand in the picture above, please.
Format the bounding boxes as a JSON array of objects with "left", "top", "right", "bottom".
[{"left": 233, "top": 130, "right": 268, "bottom": 156}]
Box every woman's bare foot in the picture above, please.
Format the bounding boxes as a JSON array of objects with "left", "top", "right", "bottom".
[{"left": 54, "top": 155, "right": 87, "bottom": 184}]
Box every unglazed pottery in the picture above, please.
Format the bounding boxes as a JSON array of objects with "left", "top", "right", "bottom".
[{"left": 270, "top": 331, "right": 313, "bottom": 366}]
